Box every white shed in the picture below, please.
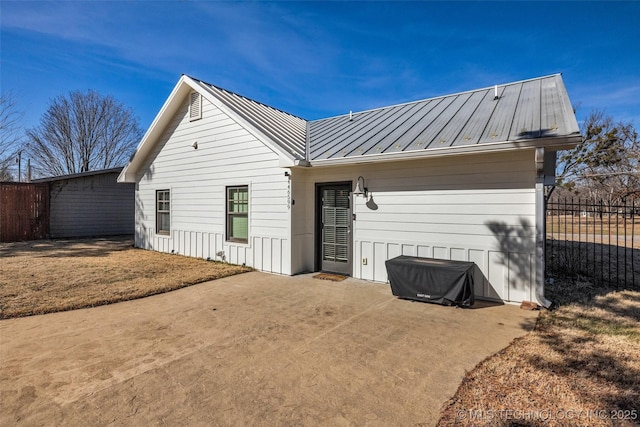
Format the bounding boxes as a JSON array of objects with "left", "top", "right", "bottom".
[{"left": 119, "top": 74, "right": 581, "bottom": 305}]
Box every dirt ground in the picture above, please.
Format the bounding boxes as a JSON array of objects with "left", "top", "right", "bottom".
[{"left": 0, "top": 272, "right": 538, "bottom": 426}]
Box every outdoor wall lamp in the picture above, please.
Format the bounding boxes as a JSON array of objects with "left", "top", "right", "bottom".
[
  {"left": 353, "top": 176, "right": 368, "bottom": 197},
  {"left": 535, "top": 147, "right": 544, "bottom": 176},
  {"left": 192, "top": 141, "right": 198, "bottom": 149}
]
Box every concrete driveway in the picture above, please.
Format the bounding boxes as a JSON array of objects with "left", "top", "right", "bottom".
[{"left": 0, "top": 272, "right": 538, "bottom": 426}]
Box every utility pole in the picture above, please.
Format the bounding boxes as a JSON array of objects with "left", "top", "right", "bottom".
[{"left": 16, "top": 150, "right": 22, "bottom": 182}]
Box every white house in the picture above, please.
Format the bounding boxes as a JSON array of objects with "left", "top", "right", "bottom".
[{"left": 119, "top": 74, "right": 581, "bottom": 305}]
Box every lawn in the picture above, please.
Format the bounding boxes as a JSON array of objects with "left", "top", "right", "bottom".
[
  {"left": 438, "top": 280, "right": 640, "bottom": 426},
  {"left": 546, "top": 216, "right": 640, "bottom": 249},
  {"left": 0, "top": 237, "right": 251, "bottom": 319},
  {"left": 547, "top": 215, "right": 639, "bottom": 238}
]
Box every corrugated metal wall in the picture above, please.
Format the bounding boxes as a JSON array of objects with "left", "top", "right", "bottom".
[
  {"left": 0, "top": 183, "right": 50, "bottom": 242},
  {"left": 48, "top": 172, "right": 134, "bottom": 238}
]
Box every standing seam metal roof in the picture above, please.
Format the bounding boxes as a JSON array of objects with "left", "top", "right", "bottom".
[
  {"left": 308, "top": 73, "right": 580, "bottom": 161},
  {"left": 193, "top": 78, "right": 307, "bottom": 160},
  {"left": 193, "top": 74, "right": 579, "bottom": 164}
]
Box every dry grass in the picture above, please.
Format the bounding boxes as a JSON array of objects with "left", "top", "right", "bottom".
[
  {"left": 546, "top": 216, "right": 639, "bottom": 238},
  {"left": 0, "top": 237, "right": 251, "bottom": 319},
  {"left": 438, "top": 283, "right": 640, "bottom": 426}
]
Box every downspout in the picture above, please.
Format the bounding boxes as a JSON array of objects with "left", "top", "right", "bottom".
[{"left": 535, "top": 147, "right": 553, "bottom": 309}]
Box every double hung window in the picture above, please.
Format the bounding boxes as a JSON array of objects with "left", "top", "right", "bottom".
[
  {"left": 156, "top": 190, "right": 170, "bottom": 235},
  {"left": 226, "top": 186, "right": 248, "bottom": 243}
]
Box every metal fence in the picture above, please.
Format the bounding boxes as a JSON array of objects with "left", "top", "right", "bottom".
[
  {"left": 0, "top": 182, "right": 50, "bottom": 242},
  {"left": 545, "top": 198, "right": 639, "bottom": 288}
]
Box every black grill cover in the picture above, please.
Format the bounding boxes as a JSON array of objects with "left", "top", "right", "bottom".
[{"left": 385, "top": 256, "right": 476, "bottom": 307}]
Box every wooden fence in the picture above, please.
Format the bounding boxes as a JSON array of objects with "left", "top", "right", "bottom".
[{"left": 0, "top": 183, "right": 50, "bottom": 242}]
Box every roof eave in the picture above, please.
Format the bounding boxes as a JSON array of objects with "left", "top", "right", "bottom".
[
  {"left": 118, "top": 75, "right": 196, "bottom": 183},
  {"left": 34, "top": 167, "right": 125, "bottom": 183},
  {"left": 118, "top": 75, "right": 303, "bottom": 184},
  {"left": 307, "top": 135, "right": 582, "bottom": 167}
]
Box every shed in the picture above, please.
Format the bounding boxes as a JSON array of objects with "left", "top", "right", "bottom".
[
  {"left": 34, "top": 167, "right": 134, "bottom": 238},
  {"left": 119, "top": 74, "right": 581, "bottom": 305}
]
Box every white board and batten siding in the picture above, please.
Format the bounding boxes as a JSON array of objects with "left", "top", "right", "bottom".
[
  {"left": 135, "top": 94, "right": 292, "bottom": 274},
  {"left": 294, "top": 150, "right": 538, "bottom": 303}
]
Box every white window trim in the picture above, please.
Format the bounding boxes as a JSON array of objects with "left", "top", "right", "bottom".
[
  {"left": 225, "top": 183, "right": 251, "bottom": 246},
  {"left": 156, "top": 188, "right": 171, "bottom": 237}
]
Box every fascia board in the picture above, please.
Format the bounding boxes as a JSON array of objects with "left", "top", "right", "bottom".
[
  {"left": 118, "top": 76, "right": 193, "bottom": 182},
  {"left": 190, "top": 79, "right": 298, "bottom": 164},
  {"left": 308, "top": 135, "right": 582, "bottom": 168},
  {"left": 556, "top": 75, "right": 581, "bottom": 136}
]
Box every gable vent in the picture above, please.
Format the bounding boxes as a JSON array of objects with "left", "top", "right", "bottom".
[{"left": 189, "top": 92, "right": 202, "bottom": 121}]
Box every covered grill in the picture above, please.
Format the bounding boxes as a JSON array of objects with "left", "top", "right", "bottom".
[{"left": 385, "top": 256, "right": 478, "bottom": 307}]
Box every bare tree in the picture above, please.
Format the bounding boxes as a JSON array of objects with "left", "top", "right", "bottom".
[
  {"left": 557, "top": 110, "right": 639, "bottom": 202},
  {"left": 0, "top": 92, "right": 24, "bottom": 181},
  {"left": 26, "top": 90, "right": 143, "bottom": 177}
]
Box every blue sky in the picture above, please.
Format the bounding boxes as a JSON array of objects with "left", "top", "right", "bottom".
[{"left": 1, "top": 1, "right": 639, "bottom": 134}]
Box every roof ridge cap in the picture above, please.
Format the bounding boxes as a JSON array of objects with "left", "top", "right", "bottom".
[{"left": 310, "top": 73, "right": 564, "bottom": 123}]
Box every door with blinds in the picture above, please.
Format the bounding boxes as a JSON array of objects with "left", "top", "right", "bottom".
[{"left": 318, "top": 184, "right": 352, "bottom": 275}]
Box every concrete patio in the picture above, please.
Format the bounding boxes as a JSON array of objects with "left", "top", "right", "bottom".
[{"left": 0, "top": 271, "right": 538, "bottom": 426}]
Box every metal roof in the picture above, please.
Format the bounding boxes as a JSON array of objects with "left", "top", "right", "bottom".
[
  {"left": 121, "top": 73, "right": 580, "bottom": 182},
  {"left": 33, "top": 167, "right": 124, "bottom": 183},
  {"left": 308, "top": 74, "right": 580, "bottom": 162},
  {"left": 193, "top": 78, "right": 307, "bottom": 160}
]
